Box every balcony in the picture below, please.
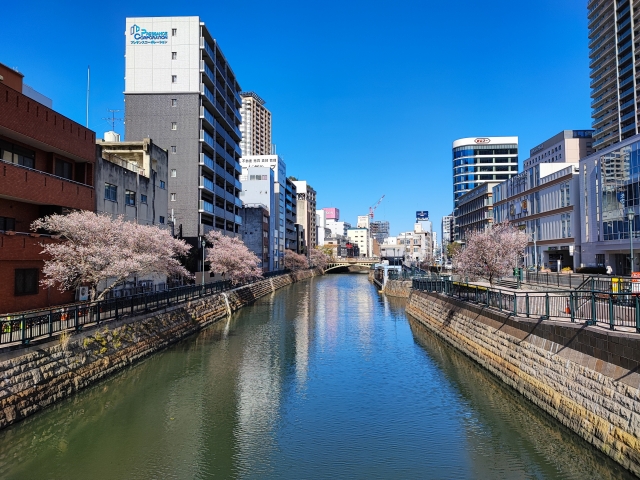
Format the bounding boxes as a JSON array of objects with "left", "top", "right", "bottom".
[
  {"left": 200, "top": 153, "right": 215, "bottom": 172},
  {"left": 621, "top": 122, "right": 636, "bottom": 134},
  {"left": 199, "top": 199, "right": 214, "bottom": 214},
  {"left": 0, "top": 160, "right": 94, "bottom": 211},
  {"left": 200, "top": 176, "right": 215, "bottom": 192}
]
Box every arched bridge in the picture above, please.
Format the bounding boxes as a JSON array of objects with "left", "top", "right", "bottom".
[{"left": 323, "top": 258, "right": 379, "bottom": 273}]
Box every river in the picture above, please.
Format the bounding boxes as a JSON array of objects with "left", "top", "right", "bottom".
[{"left": 0, "top": 274, "right": 632, "bottom": 479}]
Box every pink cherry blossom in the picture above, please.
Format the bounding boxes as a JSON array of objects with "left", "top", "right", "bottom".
[
  {"left": 205, "top": 230, "right": 263, "bottom": 284},
  {"left": 284, "top": 250, "right": 309, "bottom": 271},
  {"left": 309, "top": 248, "right": 331, "bottom": 269},
  {"left": 31, "top": 211, "right": 192, "bottom": 301}
]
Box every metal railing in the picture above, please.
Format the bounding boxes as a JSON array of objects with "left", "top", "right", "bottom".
[
  {"left": 513, "top": 271, "right": 635, "bottom": 293},
  {"left": 0, "top": 269, "right": 292, "bottom": 347},
  {"left": 412, "top": 279, "right": 640, "bottom": 332}
]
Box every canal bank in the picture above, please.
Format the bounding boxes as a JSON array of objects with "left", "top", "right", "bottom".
[
  {"left": 406, "top": 289, "right": 640, "bottom": 477},
  {"left": 0, "top": 274, "right": 632, "bottom": 479},
  {"left": 0, "top": 268, "right": 321, "bottom": 430}
]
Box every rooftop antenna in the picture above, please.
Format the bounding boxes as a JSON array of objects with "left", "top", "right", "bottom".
[{"left": 103, "top": 109, "right": 123, "bottom": 132}]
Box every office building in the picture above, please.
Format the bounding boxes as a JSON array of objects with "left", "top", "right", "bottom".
[
  {"left": 240, "top": 155, "right": 287, "bottom": 268},
  {"left": 452, "top": 136, "right": 518, "bottom": 208},
  {"left": 441, "top": 214, "right": 453, "bottom": 259},
  {"left": 370, "top": 220, "right": 390, "bottom": 244},
  {"left": 240, "top": 204, "right": 270, "bottom": 272},
  {"left": 347, "top": 227, "right": 369, "bottom": 257},
  {"left": 292, "top": 180, "right": 317, "bottom": 253},
  {"left": 326, "top": 219, "right": 351, "bottom": 238},
  {"left": 124, "top": 16, "right": 243, "bottom": 262},
  {"left": 523, "top": 130, "right": 594, "bottom": 170},
  {"left": 588, "top": 0, "right": 638, "bottom": 151},
  {"left": 455, "top": 182, "right": 499, "bottom": 241},
  {"left": 239, "top": 91, "right": 271, "bottom": 156},
  {"left": 0, "top": 64, "right": 96, "bottom": 313},
  {"left": 357, "top": 215, "right": 370, "bottom": 229}
]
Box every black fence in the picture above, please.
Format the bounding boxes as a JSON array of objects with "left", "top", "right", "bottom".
[{"left": 412, "top": 279, "right": 640, "bottom": 332}]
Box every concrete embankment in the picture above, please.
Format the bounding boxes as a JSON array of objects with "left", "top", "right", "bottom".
[
  {"left": 405, "top": 290, "right": 640, "bottom": 476},
  {"left": 0, "top": 269, "right": 321, "bottom": 430}
]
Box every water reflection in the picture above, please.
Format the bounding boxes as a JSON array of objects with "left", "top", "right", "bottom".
[{"left": 0, "top": 274, "right": 632, "bottom": 479}]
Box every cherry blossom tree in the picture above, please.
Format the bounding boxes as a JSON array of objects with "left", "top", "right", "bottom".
[
  {"left": 205, "top": 230, "right": 263, "bottom": 284},
  {"left": 309, "top": 247, "right": 331, "bottom": 269},
  {"left": 284, "top": 250, "right": 309, "bottom": 271},
  {"left": 454, "top": 222, "right": 528, "bottom": 286},
  {"left": 32, "top": 211, "right": 192, "bottom": 301}
]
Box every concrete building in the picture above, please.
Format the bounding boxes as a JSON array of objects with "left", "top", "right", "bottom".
[
  {"left": 455, "top": 182, "right": 499, "bottom": 242},
  {"left": 240, "top": 155, "right": 287, "bottom": 268},
  {"left": 124, "top": 16, "right": 243, "bottom": 263},
  {"left": 239, "top": 92, "right": 271, "bottom": 156},
  {"left": 580, "top": 135, "right": 640, "bottom": 274},
  {"left": 0, "top": 65, "right": 96, "bottom": 313},
  {"left": 452, "top": 136, "right": 518, "bottom": 208},
  {"left": 523, "top": 130, "right": 594, "bottom": 170},
  {"left": 316, "top": 209, "right": 329, "bottom": 246},
  {"left": 494, "top": 164, "right": 580, "bottom": 272},
  {"left": 441, "top": 214, "right": 453, "bottom": 259},
  {"left": 292, "top": 180, "right": 317, "bottom": 253},
  {"left": 240, "top": 204, "right": 270, "bottom": 272},
  {"left": 347, "top": 227, "right": 369, "bottom": 257},
  {"left": 285, "top": 177, "right": 298, "bottom": 252},
  {"left": 326, "top": 219, "right": 351, "bottom": 238},
  {"left": 370, "top": 220, "right": 390, "bottom": 244},
  {"left": 239, "top": 166, "right": 276, "bottom": 270},
  {"left": 96, "top": 135, "right": 169, "bottom": 228},
  {"left": 588, "top": 0, "right": 639, "bottom": 151},
  {"left": 357, "top": 215, "right": 370, "bottom": 229}
]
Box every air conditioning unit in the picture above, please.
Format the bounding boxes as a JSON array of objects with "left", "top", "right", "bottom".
[{"left": 76, "top": 286, "right": 89, "bottom": 302}]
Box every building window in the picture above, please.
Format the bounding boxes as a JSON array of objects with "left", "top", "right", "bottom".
[
  {"left": 171, "top": 169, "right": 177, "bottom": 177},
  {"left": 125, "top": 190, "right": 136, "bottom": 206},
  {"left": 171, "top": 28, "right": 177, "bottom": 36},
  {"left": 0, "top": 216, "right": 16, "bottom": 231},
  {"left": 171, "top": 146, "right": 177, "bottom": 153},
  {"left": 55, "top": 159, "right": 73, "bottom": 180},
  {"left": 170, "top": 193, "right": 176, "bottom": 201},
  {"left": 15, "top": 268, "right": 38, "bottom": 296},
  {"left": 171, "top": 75, "right": 177, "bottom": 83},
  {"left": 105, "top": 183, "right": 117, "bottom": 202},
  {"left": 160, "top": 180, "right": 166, "bottom": 189},
  {"left": 141, "top": 194, "right": 148, "bottom": 204},
  {"left": 171, "top": 99, "right": 177, "bottom": 107},
  {"left": 172, "top": 52, "right": 177, "bottom": 60},
  {"left": 171, "top": 122, "right": 177, "bottom": 130},
  {"left": 0, "top": 141, "right": 35, "bottom": 168},
  {"left": 159, "top": 216, "right": 165, "bottom": 224}
]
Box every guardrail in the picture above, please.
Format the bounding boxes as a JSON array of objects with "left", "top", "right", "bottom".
[
  {"left": 509, "top": 271, "right": 637, "bottom": 293},
  {"left": 412, "top": 279, "right": 640, "bottom": 333},
  {"left": 0, "top": 269, "right": 292, "bottom": 348}
]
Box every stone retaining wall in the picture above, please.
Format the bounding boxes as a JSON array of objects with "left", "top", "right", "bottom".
[
  {"left": 0, "top": 269, "right": 320, "bottom": 430},
  {"left": 383, "top": 279, "right": 412, "bottom": 298},
  {"left": 406, "top": 290, "right": 640, "bottom": 477}
]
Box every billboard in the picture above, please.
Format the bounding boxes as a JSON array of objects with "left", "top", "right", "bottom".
[
  {"left": 416, "top": 211, "right": 429, "bottom": 220},
  {"left": 323, "top": 207, "right": 339, "bottom": 220}
]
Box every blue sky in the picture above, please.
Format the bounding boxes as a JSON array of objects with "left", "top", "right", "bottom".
[{"left": 3, "top": 0, "right": 589, "bottom": 239}]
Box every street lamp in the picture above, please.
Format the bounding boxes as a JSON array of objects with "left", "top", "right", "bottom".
[
  {"left": 201, "top": 238, "right": 206, "bottom": 288},
  {"left": 629, "top": 209, "right": 635, "bottom": 274}
]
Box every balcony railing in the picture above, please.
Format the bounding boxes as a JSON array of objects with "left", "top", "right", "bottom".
[{"left": 199, "top": 199, "right": 214, "bottom": 214}]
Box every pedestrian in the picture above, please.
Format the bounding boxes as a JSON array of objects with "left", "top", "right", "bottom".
[{"left": 606, "top": 265, "right": 613, "bottom": 275}]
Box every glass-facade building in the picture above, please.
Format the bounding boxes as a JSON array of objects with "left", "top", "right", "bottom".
[{"left": 452, "top": 136, "right": 519, "bottom": 209}]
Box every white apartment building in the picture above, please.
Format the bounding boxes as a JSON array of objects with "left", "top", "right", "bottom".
[
  {"left": 347, "top": 227, "right": 369, "bottom": 257},
  {"left": 326, "top": 219, "right": 351, "bottom": 238},
  {"left": 239, "top": 92, "right": 271, "bottom": 156},
  {"left": 357, "top": 215, "right": 370, "bottom": 229}
]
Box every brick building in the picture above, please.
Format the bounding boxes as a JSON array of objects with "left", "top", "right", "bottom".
[{"left": 0, "top": 63, "right": 96, "bottom": 314}]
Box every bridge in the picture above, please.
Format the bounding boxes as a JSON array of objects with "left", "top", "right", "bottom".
[{"left": 323, "top": 258, "right": 379, "bottom": 273}]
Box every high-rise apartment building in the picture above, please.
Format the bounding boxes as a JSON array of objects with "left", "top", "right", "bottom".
[
  {"left": 124, "top": 16, "right": 243, "bottom": 258},
  {"left": 239, "top": 92, "right": 272, "bottom": 156},
  {"left": 452, "top": 137, "right": 518, "bottom": 209},
  {"left": 588, "top": 0, "right": 639, "bottom": 151},
  {"left": 292, "top": 180, "right": 317, "bottom": 253}
]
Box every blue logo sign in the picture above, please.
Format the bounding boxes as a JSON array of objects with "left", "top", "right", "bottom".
[
  {"left": 416, "top": 211, "right": 429, "bottom": 220},
  {"left": 129, "top": 24, "right": 168, "bottom": 45},
  {"left": 618, "top": 192, "right": 626, "bottom": 205}
]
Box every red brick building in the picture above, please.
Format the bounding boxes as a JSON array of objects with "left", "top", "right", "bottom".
[{"left": 0, "top": 63, "right": 96, "bottom": 314}]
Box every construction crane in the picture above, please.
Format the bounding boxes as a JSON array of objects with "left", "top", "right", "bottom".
[{"left": 369, "top": 195, "right": 385, "bottom": 219}]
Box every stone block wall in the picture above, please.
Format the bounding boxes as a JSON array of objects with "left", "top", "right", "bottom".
[
  {"left": 0, "top": 269, "right": 320, "bottom": 430},
  {"left": 406, "top": 291, "right": 640, "bottom": 476},
  {"left": 383, "top": 279, "right": 412, "bottom": 298}
]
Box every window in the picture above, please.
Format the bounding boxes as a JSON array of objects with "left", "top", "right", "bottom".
[
  {"left": 171, "top": 99, "right": 177, "bottom": 107},
  {"left": 171, "top": 28, "right": 177, "bottom": 36},
  {"left": 171, "top": 122, "right": 177, "bottom": 130},
  {"left": 171, "top": 169, "right": 177, "bottom": 177},
  {"left": 171, "top": 146, "right": 177, "bottom": 153},
  {"left": 0, "top": 216, "right": 16, "bottom": 231},
  {"left": 0, "top": 141, "right": 35, "bottom": 168},
  {"left": 160, "top": 180, "right": 166, "bottom": 189},
  {"left": 159, "top": 216, "right": 165, "bottom": 224},
  {"left": 55, "top": 159, "right": 73, "bottom": 180},
  {"left": 170, "top": 193, "right": 176, "bottom": 201},
  {"left": 171, "top": 75, "right": 177, "bottom": 83},
  {"left": 125, "top": 190, "right": 136, "bottom": 206},
  {"left": 171, "top": 52, "right": 177, "bottom": 60},
  {"left": 141, "top": 194, "right": 148, "bottom": 203},
  {"left": 105, "top": 183, "right": 117, "bottom": 201},
  {"left": 15, "top": 268, "right": 38, "bottom": 296}
]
